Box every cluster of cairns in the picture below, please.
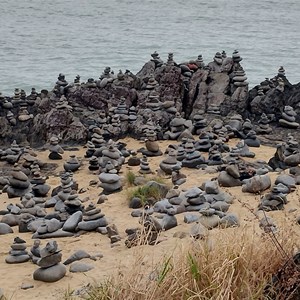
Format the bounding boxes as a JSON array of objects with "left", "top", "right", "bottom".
[
  {"left": 1, "top": 51, "right": 300, "bottom": 291},
  {"left": 3, "top": 237, "right": 99, "bottom": 282}
]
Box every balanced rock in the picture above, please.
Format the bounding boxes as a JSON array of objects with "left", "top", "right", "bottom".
[{"left": 33, "top": 240, "right": 66, "bottom": 282}]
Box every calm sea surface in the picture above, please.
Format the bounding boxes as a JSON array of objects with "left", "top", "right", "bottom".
[{"left": 0, "top": 0, "right": 299, "bottom": 95}]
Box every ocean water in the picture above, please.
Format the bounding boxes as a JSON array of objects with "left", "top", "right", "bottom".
[{"left": 0, "top": 0, "right": 299, "bottom": 95}]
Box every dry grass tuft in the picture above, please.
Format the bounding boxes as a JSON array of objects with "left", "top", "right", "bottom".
[{"left": 84, "top": 226, "right": 298, "bottom": 300}]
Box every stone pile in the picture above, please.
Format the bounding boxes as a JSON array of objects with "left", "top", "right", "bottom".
[
  {"left": 48, "top": 136, "right": 64, "bottom": 160},
  {"left": 64, "top": 190, "right": 84, "bottom": 214},
  {"left": 99, "top": 161, "right": 122, "bottom": 194},
  {"left": 218, "top": 161, "right": 242, "bottom": 187},
  {"left": 195, "top": 132, "right": 212, "bottom": 152},
  {"left": 99, "top": 144, "right": 125, "bottom": 172},
  {"left": 242, "top": 174, "right": 271, "bottom": 194},
  {"left": 5, "top": 237, "right": 30, "bottom": 264},
  {"left": 6, "top": 164, "right": 31, "bottom": 198},
  {"left": 141, "top": 129, "right": 162, "bottom": 157},
  {"left": 63, "top": 155, "right": 80, "bottom": 172},
  {"left": 31, "top": 171, "right": 50, "bottom": 197},
  {"left": 182, "top": 141, "right": 206, "bottom": 168},
  {"left": 88, "top": 156, "right": 100, "bottom": 171},
  {"left": 33, "top": 240, "right": 66, "bottom": 282},
  {"left": 259, "top": 174, "right": 296, "bottom": 211},
  {"left": 244, "top": 130, "right": 260, "bottom": 147},
  {"left": 256, "top": 113, "right": 272, "bottom": 134},
  {"left": 230, "top": 140, "right": 255, "bottom": 158},
  {"left": 192, "top": 113, "right": 208, "bottom": 134},
  {"left": 139, "top": 156, "right": 152, "bottom": 174},
  {"left": 279, "top": 106, "right": 299, "bottom": 129},
  {"left": 1, "top": 140, "right": 23, "bottom": 164},
  {"left": 159, "top": 149, "right": 182, "bottom": 175},
  {"left": 77, "top": 202, "right": 108, "bottom": 231}
]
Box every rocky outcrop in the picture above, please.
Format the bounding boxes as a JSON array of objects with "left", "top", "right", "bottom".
[{"left": 0, "top": 51, "right": 300, "bottom": 147}]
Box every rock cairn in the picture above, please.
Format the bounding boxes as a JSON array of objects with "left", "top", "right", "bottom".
[
  {"left": 182, "top": 141, "right": 205, "bottom": 168},
  {"left": 48, "top": 136, "right": 64, "bottom": 160},
  {"left": 33, "top": 240, "right": 66, "bottom": 282},
  {"left": 6, "top": 164, "right": 31, "bottom": 198},
  {"left": 99, "top": 161, "right": 122, "bottom": 194},
  {"left": 279, "top": 106, "right": 299, "bottom": 129},
  {"left": 63, "top": 155, "right": 80, "bottom": 172},
  {"left": 139, "top": 155, "right": 152, "bottom": 174},
  {"left": 5, "top": 237, "right": 30, "bottom": 263}
]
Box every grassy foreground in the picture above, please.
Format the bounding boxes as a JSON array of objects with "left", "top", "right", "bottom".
[{"left": 64, "top": 225, "right": 299, "bottom": 300}]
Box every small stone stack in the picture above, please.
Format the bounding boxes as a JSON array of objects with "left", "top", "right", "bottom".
[
  {"left": 164, "top": 113, "right": 187, "bottom": 140},
  {"left": 63, "top": 155, "right": 80, "bottom": 172},
  {"left": 230, "top": 140, "right": 255, "bottom": 158},
  {"left": 91, "top": 128, "right": 106, "bottom": 148},
  {"left": 256, "top": 113, "right": 272, "bottom": 134},
  {"left": 5, "top": 237, "right": 30, "bottom": 264},
  {"left": 6, "top": 164, "right": 31, "bottom": 198},
  {"left": 45, "top": 172, "right": 74, "bottom": 208},
  {"left": 182, "top": 141, "right": 206, "bottom": 168},
  {"left": 146, "top": 76, "right": 159, "bottom": 90},
  {"left": 89, "top": 156, "right": 100, "bottom": 171},
  {"left": 128, "top": 106, "right": 137, "bottom": 123},
  {"left": 176, "top": 145, "right": 186, "bottom": 161},
  {"left": 114, "top": 97, "right": 128, "bottom": 121},
  {"left": 127, "top": 151, "right": 141, "bottom": 166},
  {"left": 55, "top": 95, "right": 72, "bottom": 110},
  {"left": 7, "top": 110, "right": 17, "bottom": 125},
  {"left": 48, "top": 136, "right": 64, "bottom": 160},
  {"left": 146, "top": 92, "right": 162, "bottom": 111},
  {"left": 85, "top": 141, "right": 96, "bottom": 158},
  {"left": 18, "top": 103, "right": 33, "bottom": 121},
  {"left": 139, "top": 155, "right": 152, "bottom": 174},
  {"left": 208, "top": 52, "right": 223, "bottom": 72},
  {"left": 195, "top": 132, "right": 212, "bottom": 152},
  {"left": 159, "top": 149, "right": 182, "bottom": 175},
  {"left": 99, "top": 144, "right": 124, "bottom": 171},
  {"left": 206, "top": 104, "right": 221, "bottom": 115},
  {"left": 33, "top": 240, "right": 66, "bottom": 282},
  {"left": 171, "top": 169, "right": 187, "bottom": 186},
  {"left": 141, "top": 129, "right": 162, "bottom": 157},
  {"left": 110, "top": 114, "right": 122, "bottom": 137},
  {"left": 85, "top": 78, "right": 97, "bottom": 88},
  {"left": 78, "top": 203, "right": 108, "bottom": 231},
  {"left": 184, "top": 187, "right": 205, "bottom": 211},
  {"left": 195, "top": 54, "right": 205, "bottom": 68},
  {"left": 232, "top": 68, "right": 248, "bottom": 87},
  {"left": 31, "top": 171, "right": 51, "bottom": 197},
  {"left": 207, "top": 145, "right": 223, "bottom": 165},
  {"left": 218, "top": 161, "right": 242, "bottom": 187},
  {"left": 259, "top": 183, "right": 289, "bottom": 211},
  {"left": 279, "top": 106, "right": 299, "bottom": 129},
  {"left": 244, "top": 130, "right": 260, "bottom": 147},
  {"left": 64, "top": 190, "right": 84, "bottom": 214},
  {"left": 232, "top": 49, "right": 243, "bottom": 63},
  {"left": 150, "top": 51, "right": 163, "bottom": 67},
  {"left": 12, "top": 88, "right": 21, "bottom": 105},
  {"left": 192, "top": 113, "right": 207, "bottom": 134},
  {"left": 99, "top": 161, "right": 122, "bottom": 194},
  {"left": 166, "top": 52, "right": 175, "bottom": 66}
]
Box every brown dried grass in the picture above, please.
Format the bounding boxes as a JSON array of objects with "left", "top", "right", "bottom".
[{"left": 84, "top": 225, "right": 298, "bottom": 300}]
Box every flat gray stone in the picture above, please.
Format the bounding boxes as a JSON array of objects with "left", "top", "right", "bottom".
[
  {"left": 33, "top": 263, "right": 66, "bottom": 282},
  {"left": 0, "top": 222, "right": 13, "bottom": 235},
  {"left": 69, "top": 262, "right": 94, "bottom": 273},
  {"left": 63, "top": 211, "right": 83, "bottom": 232},
  {"left": 63, "top": 250, "right": 91, "bottom": 265},
  {"left": 77, "top": 217, "right": 108, "bottom": 231}
]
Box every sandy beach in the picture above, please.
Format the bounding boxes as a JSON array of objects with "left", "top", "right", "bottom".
[{"left": 0, "top": 137, "right": 300, "bottom": 299}]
